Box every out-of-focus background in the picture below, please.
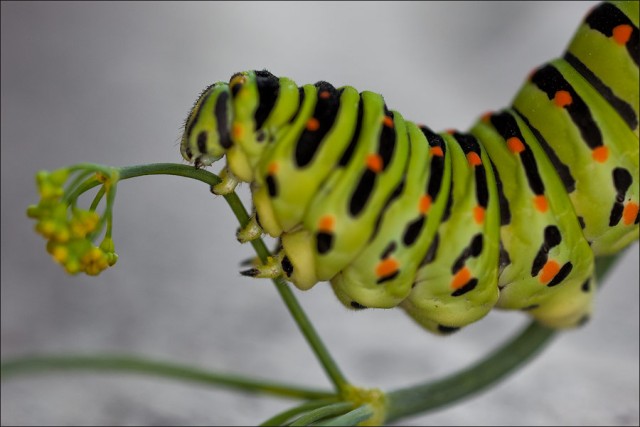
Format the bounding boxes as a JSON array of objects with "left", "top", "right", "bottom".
[{"left": 1, "top": 1, "right": 638, "bottom": 425}]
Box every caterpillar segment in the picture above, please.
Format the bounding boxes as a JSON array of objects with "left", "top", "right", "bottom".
[
  {"left": 330, "top": 122, "right": 451, "bottom": 311},
  {"left": 512, "top": 1, "right": 639, "bottom": 255},
  {"left": 400, "top": 131, "right": 501, "bottom": 334},
  {"left": 180, "top": 1, "right": 638, "bottom": 334},
  {"left": 471, "top": 110, "right": 595, "bottom": 328},
  {"left": 566, "top": 1, "right": 639, "bottom": 135}
]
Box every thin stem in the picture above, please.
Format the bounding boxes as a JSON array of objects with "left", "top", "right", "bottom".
[
  {"left": 63, "top": 170, "right": 96, "bottom": 203},
  {"left": 55, "top": 162, "right": 350, "bottom": 391},
  {"left": 116, "top": 163, "right": 350, "bottom": 391},
  {"left": 383, "top": 252, "right": 623, "bottom": 423},
  {"left": 89, "top": 186, "right": 106, "bottom": 211},
  {"left": 223, "top": 189, "right": 349, "bottom": 390},
  {"left": 320, "top": 405, "right": 375, "bottom": 426},
  {"left": 118, "top": 163, "right": 221, "bottom": 186},
  {"left": 64, "top": 164, "right": 115, "bottom": 204},
  {"left": 288, "top": 402, "right": 354, "bottom": 426},
  {"left": 268, "top": 275, "right": 350, "bottom": 392},
  {"left": 385, "top": 322, "right": 554, "bottom": 423},
  {"left": 0, "top": 355, "right": 333, "bottom": 401},
  {"left": 103, "top": 176, "right": 117, "bottom": 238},
  {"left": 260, "top": 399, "right": 340, "bottom": 426},
  {"left": 67, "top": 177, "right": 101, "bottom": 205}
]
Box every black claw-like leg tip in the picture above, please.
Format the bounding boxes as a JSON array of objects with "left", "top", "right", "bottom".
[
  {"left": 240, "top": 268, "right": 260, "bottom": 277},
  {"left": 437, "top": 325, "right": 460, "bottom": 335},
  {"left": 350, "top": 301, "right": 368, "bottom": 310},
  {"left": 577, "top": 315, "right": 590, "bottom": 327}
]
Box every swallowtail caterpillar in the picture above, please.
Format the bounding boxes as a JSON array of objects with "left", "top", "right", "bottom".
[{"left": 180, "top": 1, "right": 639, "bottom": 335}]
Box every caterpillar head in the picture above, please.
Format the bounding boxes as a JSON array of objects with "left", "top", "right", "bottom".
[{"left": 181, "top": 82, "right": 232, "bottom": 168}]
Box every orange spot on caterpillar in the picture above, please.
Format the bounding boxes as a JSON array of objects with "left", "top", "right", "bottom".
[
  {"left": 507, "top": 137, "right": 525, "bottom": 154},
  {"left": 366, "top": 153, "right": 383, "bottom": 173},
  {"left": 623, "top": 202, "right": 639, "bottom": 225},
  {"left": 445, "top": 128, "right": 456, "bottom": 135},
  {"left": 613, "top": 24, "right": 633, "bottom": 45},
  {"left": 306, "top": 117, "right": 320, "bottom": 131},
  {"left": 473, "top": 206, "right": 485, "bottom": 224},
  {"left": 376, "top": 257, "right": 399, "bottom": 278},
  {"left": 480, "top": 111, "right": 493, "bottom": 123},
  {"left": 466, "top": 152, "right": 482, "bottom": 166},
  {"left": 318, "top": 215, "right": 335, "bottom": 232},
  {"left": 430, "top": 146, "right": 444, "bottom": 157},
  {"left": 592, "top": 146, "right": 608, "bottom": 163},
  {"left": 383, "top": 115, "right": 394, "bottom": 128},
  {"left": 232, "top": 123, "right": 244, "bottom": 139},
  {"left": 319, "top": 90, "right": 331, "bottom": 99},
  {"left": 267, "top": 162, "right": 279, "bottom": 175},
  {"left": 539, "top": 260, "right": 560, "bottom": 284},
  {"left": 534, "top": 195, "right": 548, "bottom": 213},
  {"left": 418, "top": 195, "right": 432, "bottom": 214},
  {"left": 554, "top": 90, "right": 572, "bottom": 108},
  {"left": 451, "top": 266, "right": 471, "bottom": 290}
]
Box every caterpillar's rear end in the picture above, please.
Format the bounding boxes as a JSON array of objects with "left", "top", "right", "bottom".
[{"left": 180, "top": 1, "right": 639, "bottom": 335}]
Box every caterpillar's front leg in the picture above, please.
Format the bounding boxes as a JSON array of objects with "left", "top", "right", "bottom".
[
  {"left": 210, "top": 164, "right": 239, "bottom": 195},
  {"left": 240, "top": 251, "right": 285, "bottom": 279},
  {"left": 211, "top": 164, "right": 265, "bottom": 242},
  {"left": 236, "top": 212, "right": 263, "bottom": 243}
]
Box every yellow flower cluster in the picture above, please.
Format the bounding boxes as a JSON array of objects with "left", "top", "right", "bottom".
[{"left": 27, "top": 169, "right": 118, "bottom": 276}]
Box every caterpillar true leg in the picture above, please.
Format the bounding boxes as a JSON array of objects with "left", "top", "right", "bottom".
[
  {"left": 211, "top": 165, "right": 240, "bottom": 195},
  {"left": 240, "top": 253, "right": 284, "bottom": 279},
  {"left": 236, "top": 214, "right": 263, "bottom": 243}
]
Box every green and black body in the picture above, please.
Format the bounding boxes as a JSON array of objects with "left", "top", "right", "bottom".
[{"left": 180, "top": 1, "right": 639, "bottom": 334}]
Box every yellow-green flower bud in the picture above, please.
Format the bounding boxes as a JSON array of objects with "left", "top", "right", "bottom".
[
  {"left": 65, "top": 259, "right": 81, "bottom": 275},
  {"left": 81, "top": 246, "right": 109, "bottom": 276},
  {"left": 35, "top": 171, "right": 50, "bottom": 186},
  {"left": 52, "top": 227, "right": 71, "bottom": 243},
  {"left": 49, "top": 169, "right": 70, "bottom": 186},
  {"left": 100, "top": 238, "right": 118, "bottom": 267},
  {"left": 26, "top": 205, "right": 41, "bottom": 219},
  {"left": 106, "top": 252, "right": 118, "bottom": 267},
  {"left": 36, "top": 220, "right": 57, "bottom": 239},
  {"left": 51, "top": 245, "right": 69, "bottom": 263},
  {"left": 99, "top": 237, "right": 115, "bottom": 253},
  {"left": 39, "top": 182, "right": 63, "bottom": 201}
]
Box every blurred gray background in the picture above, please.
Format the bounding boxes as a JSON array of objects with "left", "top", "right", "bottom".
[{"left": 2, "top": 1, "right": 638, "bottom": 425}]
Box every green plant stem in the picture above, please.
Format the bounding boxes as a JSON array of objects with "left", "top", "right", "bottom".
[
  {"left": 288, "top": 402, "right": 354, "bottom": 426},
  {"left": 260, "top": 399, "right": 341, "bottom": 426},
  {"left": 267, "top": 276, "right": 350, "bottom": 392},
  {"left": 385, "top": 321, "right": 554, "bottom": 423},
  {"left": 383, "top": 252, "right": 622, "bottom": 423},
  {"left": 120, "top": 163, "right": 349, "bottom": 391},
  {"left": 320, "top": 405, "right": 375, "bottom": 426},
  {"left": 0, "top": 355, "right": 333, "bottom": 401},
  {"left": 118, "top": 163, "right": 221, "bottom": 186}
]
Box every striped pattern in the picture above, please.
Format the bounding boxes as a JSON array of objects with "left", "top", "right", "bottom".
[{"left": 180, "top": 1, "right": 638, "bottom": 334}]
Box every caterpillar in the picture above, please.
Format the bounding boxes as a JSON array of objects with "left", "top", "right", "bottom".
[{"left": 180, "top": 1, "right": 639, "bottom": 335}]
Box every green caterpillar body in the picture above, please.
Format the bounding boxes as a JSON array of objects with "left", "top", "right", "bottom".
[{"left": 180, "top": 1, "right": 639, "bottom": 334}]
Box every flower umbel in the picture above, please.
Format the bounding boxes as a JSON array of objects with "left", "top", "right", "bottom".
[{"left": 27, "top": 165, "right": 119, "bottom": 276}]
